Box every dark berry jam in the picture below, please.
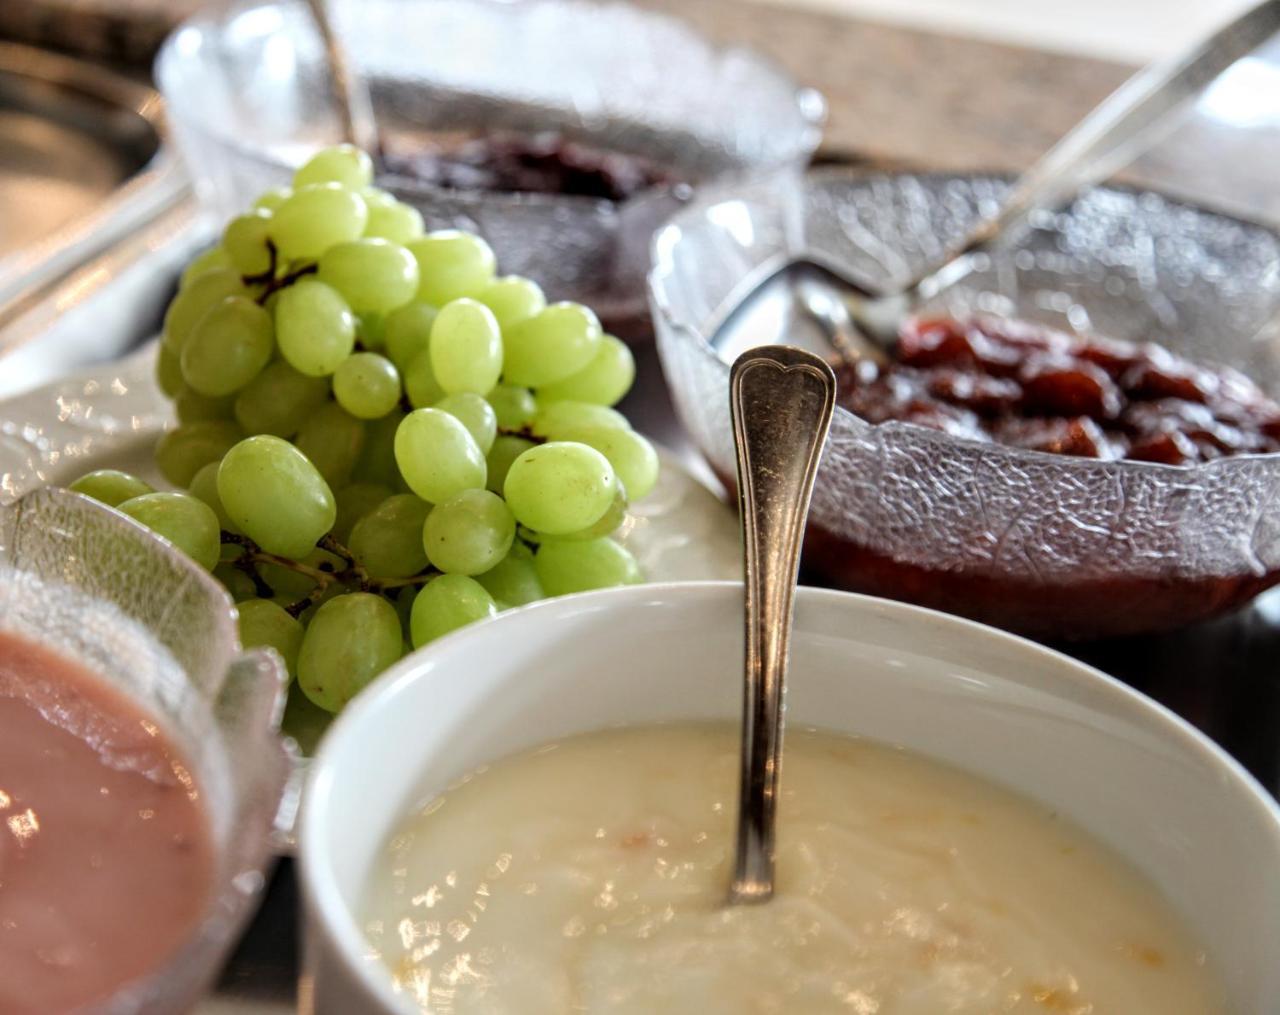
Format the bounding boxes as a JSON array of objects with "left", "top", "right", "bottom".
[
  {"left": 837, "top": 316, "right": 1280, "bottom": 464},
  {"left": 382, "top": 132, "right": 683, "bottom": 202}
]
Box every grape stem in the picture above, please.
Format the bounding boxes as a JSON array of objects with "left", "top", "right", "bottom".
[
  {"left": 498, "top": 426, "right": 547, "bottom": 445},
  {"left": 242, "top": 240, "right": 320, "bottom": 306}
]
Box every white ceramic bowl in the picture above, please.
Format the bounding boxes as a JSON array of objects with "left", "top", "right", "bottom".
[{"left": 300, "top": 582, "right": 1280, "bottom": 1013}]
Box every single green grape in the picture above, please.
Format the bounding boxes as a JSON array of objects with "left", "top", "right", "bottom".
[
  {"left": 484, "top": 435, "right": 534, "bottom": 494},
  {"left": 222, "top": 209, "right": 274, "bottom": 275},
  {"left": 180, "top": 295, "right": 275, "bottom": 396},
  {"left": 179, "top": 246, "right": 234, "bottom": 290},
  {"left": 217, "top": 435, "right": 336, "bottom": 559},
  {"left": 502, "top": 442, "right": 617, "bottom": 535},
  {"left": 351, "top": 411, "right": 406, "bottom": 488},
  {"left": 237, "top": 598, "right": 304, "bottom": 681},
  {"left": 557, "top": 424, "right": 659, "bottom": 501},
  {"left": 363, "top": 189, "right": 425, "bottom": 244},
  {"left": 233, "top": 361, "right": 330, "bottom": 438},
  {"left": 118, "top": 492, "right": 221, "bottom": 571},
  {"left": 422, "top": 489, "right": 515, "bottom": 576},
  {"left": 317, "top": 238, "right": 419, "bottom": 314},
  {"left": 297, "top": 593, "right": 402, "bottom": 712},
  {"left": 433, "top": 392, "right": 497, "bottom": 455},
  {"left": 537, "top": 335, "right": 635, "bottom": 406},
  {"left": 174, "top": 385, "right": 236, "bottom": 424},
  {"left": 187, "top": 461, "right": 239, "bottom": 533},
  {"left": 332, "top": 482, "right": 393, "bottom": 543},
  {"left": 531, "top": 400, "right": 630, "bottom": 439},
  {"left": 293, "top": 144, "right": 374, "bottom": 189},
  {"left": 213, "top": 561, "right": 259, "bottom": 602},
  {"left": 475, "top": 549, "right": 543, "bottom": 607},
  {"left": 502, "top": 302, "right": 602, "bottom": 388},
  {"left": 485, "top": 384, "right": 537, "bottom": 431},
  {"left": 534, "top": 537, "right": 641, "bottom": 596},
  {"left": 268, "top": 183, "right": 368, "bottom": 260},
  {"left": 349, "top": 493, "right": 431, "bottom": 578},
  {"left": 357, "top": 312, "right": 385, "bottom": 350},
  {"left": 253, "top": 187, "right": 292, "bottom": 212},
  {"left": 156, "top": 344, "right": 185, "bottom": 398},
  {"left": 384, "top": 301, "right": 438, "bottom": 371},
  {"left": 275, "top": 279, "right": 356, "bottom": 376},
  {"left": 332, "top": 352, "right": 401, "bottom": 420},
  {"left": 403, "top": 348, "right": 445, "bottom": 408},
  {"left": 476, "top": 275, "right": 545, "bottom": 329},
  {"left": 69, "top": 469, "right": 153, "bottom": 507},
  {"left": 409, "top": 574, "right": 497, "bottom": 648},
  {"left": 155, "top": 419, "right": 243, "bottom": 487},
  {"left": 162, "top": 268, "right": 246, "bottom": 354},
  {"left": 407, "top": 230, "right": 496, "bottom": 306},
  {"left": 394, "top": 409, "right": 486, "bottom": 503},
  {"left": 429, "top": 298, "right": 502, "bottom": 395},
  {"left": 295, "top": 402, "right": 367, "bottom": 488}
]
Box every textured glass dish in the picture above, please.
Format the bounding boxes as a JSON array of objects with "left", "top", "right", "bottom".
[
  {"left": 0, "top": 487, "right": 290, "bottom": 1013},
  {"left": 155, "top": 0, "right": 822, "bottom": 338},
  {"left": 650, "top": 169, "right": 1280, "bottom": 639}
]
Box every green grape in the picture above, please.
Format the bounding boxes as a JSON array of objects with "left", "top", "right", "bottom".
[
  {"left": 363, "top": 188, "right": 425, "bottom": 244},
  {"left": 332, "top": 352, "right": 401, "bottom": 419},
  {"left": 118, "top": 492, "right": 221, "bottom": 571},
  {"left": 486, "top": 384, "right": 537, "bottom": 431},
  {"left": 297, "top": 593, "right": 402, "bottom": 712},
  {"left": 237, "top": 598, "right": 304, "bottom": 680},
  {"left": 429, "top": 298, "right": 502, "bottom": 395},
  {"left": 352, "top": 411, "right": 405, "bottom": 487},
  {"left": 253, "top": 187, "right": 292, "bottom": 212},
  {"left": 281, "top": 685, "right": 333, "bottom": 755},
  {"left": 534, "top": 537, "right": 641, "bottom": 596},
  {"left": 293, "top": 144, "right": 374, "bottom": 190},
  {"left": 422, "top": 489, "right": 515, "bottom": 576},
  {"left": 213, "top": 561, "right": 259, "bottom": 602},
  {"left": 233, "top": 361, "right": 330, "bottom": 438},
  {"left": 317, "top": 238, "right": 419, "bottom": 314},
  {"left": 408, "top": 230, "right": 496, "bottom": 306},
  {"left": 187, "top": 461, "right": 239, "bottom": 533},
  {"left": 162, "top": 268, "right": 246, "bottom": 354},
  {"left": 476, "top": 275, "right": 545, "bottom": 329},
  {"left": 217, "top": 435, "right": 336, "bottom": 559},
  {"left": 502, "top": 302, "right": 602, "bottom": 388},
  {"left": 268, "top": 183, "right": 368, "bottom": 261},
  {"left": 384, "top": 301, "right": 438, "bottom": 371},
  {"left": 434, "top": 392, "right": 497, "bottom": 454},
  {"left": 156, "top": 344, "right": 185, "bottom": 398},
  {"left": 222, "top": 209, "right": 274, "bottom": 275},
  {"left": 69, "top": 469, "right": 153, "bottom": 507},
  {"left": 332, "top": 482, "right": 393, "bottom": 543},
  {"left": 155, "top": 419, "right": 242, "bottom": 487},
  {"left": 295, "top": 402, "right": 366, "bottom": 487},
  {"left": 484, "top": 435, "right": 534, "bottom": 494},
  {"left": 403, "top": 348, "right": 445, "bottom": 408},
  {"left": 174, "top": 385, "right": 236, "bottom": 423},
  {"left": 503, "top": 442, "right": 616, "bottom": 535},
  {"left": 409, "top": 574, "right": 497, "bottom": 648},
  {"left": 180, "top": 295, "right": 274, "bottom": 396},
  {"left": 531, "top": 400, "right": 630, "bottom": 439},
  {"left": 394, "top": 409, "right": 486, "bottom": 503},
  {"left": 275, "top": 279, "right": 356, "bottom": 376},
  {"left": 349, "top": 493, "right": 431, "bottom": 578},
  {"left": 476, "top": 549, "right": 543, "bottom": 607},
  {"left": 179, "top": 246, "right": 233, "bottom": 290},
  {"left": 357, "top": 312, "right": 385, "bottom": 349},
  {"left": 558, "top": 424, "right": 659, "bottom": 501},
  {"left": 538, "top": 335, "right": 634, "bottom": 406}
]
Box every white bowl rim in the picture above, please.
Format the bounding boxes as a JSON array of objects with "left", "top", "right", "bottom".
[{"left": 300, "top": 580, "right": 1280, "bottom": 1013}]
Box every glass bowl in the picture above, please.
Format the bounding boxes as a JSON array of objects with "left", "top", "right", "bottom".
[
  {"left": 649, "top": 168, "right": 1280, "bottom": 639},
  {"left": 154, "top": 0, "right": 822, "bottom": 338},
  {"left": 0, "top": 487, "right": 290, "bottom": 1013}
]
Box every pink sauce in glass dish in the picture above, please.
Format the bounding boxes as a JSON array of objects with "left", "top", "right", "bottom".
[{"left": 0, "top": 630, "right": 215, "bottom": 1015}]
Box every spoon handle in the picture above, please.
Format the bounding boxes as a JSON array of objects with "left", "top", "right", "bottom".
[
  {"left": 728, "top": 346, "right": 836, "bottom": 905},
  {"left": 304, "top": 0, "right": 382, "bottom": 158}
]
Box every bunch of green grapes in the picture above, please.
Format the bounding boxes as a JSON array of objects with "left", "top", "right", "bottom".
[{"left": 69, "top": 144, "right": 657, "bottom": 722}]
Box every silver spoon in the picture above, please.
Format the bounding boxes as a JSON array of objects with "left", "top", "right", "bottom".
[
  {"left": 303, "top": 0, "right": 382, "bottom": 158},
  {"left": 728, "top": 345, "right": 836, "bottom": 904},
  {"left": 710, "top": 0, "right": 1280, "bottom": 366}
]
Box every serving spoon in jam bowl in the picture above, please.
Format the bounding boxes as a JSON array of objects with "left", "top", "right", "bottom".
[
  {"left": 710, "top": 0, "right": 1280, "bottom": 367},
  {"left": 728, "top": 345, "right": 836, "bottom": 904}
]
